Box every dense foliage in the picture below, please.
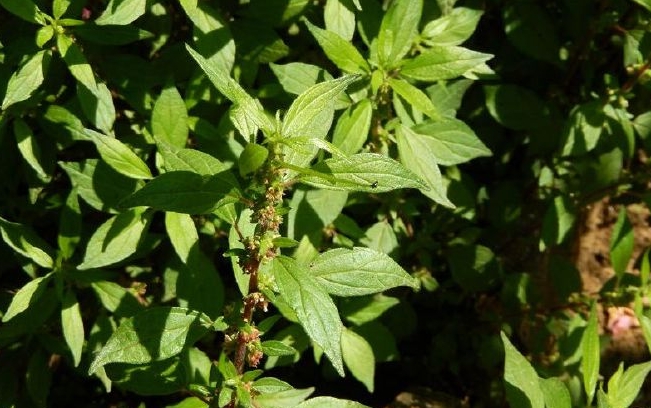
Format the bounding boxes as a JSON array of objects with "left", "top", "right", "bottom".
[{"left": 2, "top": 0, "right": 651, "bottom": 407}]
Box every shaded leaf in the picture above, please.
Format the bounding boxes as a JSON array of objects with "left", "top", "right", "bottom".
[
  {"left": 0, "top": 217, "right": 55, "bottom": 268},
  {"left": 501, "top": 332, "right": 545, "bottom": 408},
  {"left": 77, "top": 208, "right": 151, "bottom": 270},
  {"left": 88, "top": 307, "right": 212, "bottom": 374},
  {"left": 2, "top": 272, "right": 53, "bottom": 322},
  {"left": 581, "top": 303, "right": 600, "bottom": 406},
  {"left": 610, "top": 208, "right": 634, "bottom": 279}
]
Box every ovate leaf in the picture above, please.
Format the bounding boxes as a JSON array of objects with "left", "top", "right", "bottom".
[
  {"left": 501, "top": 332, "right": 545, "bottom": 408},
  {"left": 309, "top": 247, "right": 417, "bottom": 296},
  {"left": 239, "top": 143, "right": 269, "bottom": 177},
  {"left": 152, "top": 85, "right": 188, "bottom": 148},
  {"left": 0, "top": 216, "right": 55, "bottom": 268},
  {"left": 254, "top": 387, "right": 314, "bottom": 408},
  {"left": 377, "top": 0, "right": 422, "bottom": 66},
  {"left": 2, "top": 272, "right": 53, "bottom": 322},
  {"left": 272, "top": 256, "right": 344, "bottom": 376},
  {"left": 304, "top": 19, "right": 369, "bottom": 73},
  {"left": 2, "top": 50, "right": 51, "bottom": 110},
  {"left": 61, "top": 290, "right": 85, "bottom": 367},
  {"left": 324, "top": 0, "right": 356, "bottom": 41},
  {"left": 281, "top": 76, "right": 359, "bottom": 165},
  {"left": 88, "top": 307, "right": 212, "bottom": 374},
  {"left": 581, "top": 303, "right": 600, "bottom": 406},
  {"left": 396, "top": 125, "right": 454, "bottom": 207},
  {"left": 410, "top": 119, "right": 491, "bottom": 165},
  {"left": 400, "top": 46, "right": 492, "bottom": 82},
  {"left": 341, "top": 328, "right": 375, "bottom": 392},
  {"left": 77, "top": 208, "right": 151, "bottom": 270},
  {"left": 120, "top": 171, "right": 236, "bottom": 214},
  {"left": 85, "top": 129, "right": 152, "bottom": 179},
  {"left": 422, "top": 7, "right": 483, "bottom": 46},
  {"left": 297, "top": 153, "right": 427, "bottom": 193},
  {"left": 95, "top": 0, "right": 146, "bottom": 25}
]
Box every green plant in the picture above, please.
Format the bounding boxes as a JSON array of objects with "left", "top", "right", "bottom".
[{"left": 3, "top": 0, "right": 651, "bottom": 407}]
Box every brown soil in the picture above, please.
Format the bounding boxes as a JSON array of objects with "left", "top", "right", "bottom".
[{"left": 574, "top": 198, "right": 651, "bottom": 372}]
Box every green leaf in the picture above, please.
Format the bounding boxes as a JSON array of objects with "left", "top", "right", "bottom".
[
  {"left": 297, "top": 152, "right": 427, "bottom": 193},
  {"left": 88, "top": 307, "right": 212, "bottom": 375},
  {"left": 2, "top": 272, "right": 53, "bottom": 322},
  {"left": 296, "top": 397, "right": 370, "bottom": 408},
  {"left": 447, "top": 245, "right": 500, "bottom": 292},
  {"left": 57, "top": 34, "right": 98, "bottom": 94},
  {"left": 539, "top": 377, "right": 571, "bottom": 408},
  {"left": 539, "top": 196, "right": 576, "bottom": 251},
  {"left": 156, "top": 143, "right": 231, "bottom": 176},
  {"left": 631, "top": 0, "right": 651, "bottom": 11},
  {"left": 341, "top": 295, "right": 399, "bottom": 326},
  {"left": 185, "top": 45, "right": 272, "bottom": 131},
  {"left": 377, "top": 0, "right": 422, "bottom": 66},
  {"left": 304, "top": 19, "right": 369, "bottom": 73},
  {"left": 53, "top": 0, "right": 71, "bottom": 19},
  {"left": 2, "top": 50, "right": 51, "bottom": 110},
  {"left": 0, "top": 216, "right": 55, "bottom": 268},
  {"left": 13, "top": 118, "right": 50, "bottom": 181},
  {"left": 332, "top": 99, "right": 372, "bottom": 155},
  {"left": 254, "top": 387, "right": 315, "bottom": 408},
  {"left": 503, "top": 1, "right": 561, "bottom": 66},
  {"left": 501, "top": 332, "right": 545, "bottom": 408},
  {"left": 581, "top": 302, "right": 600, "bottom": 406},
  {"left": 58, "top": 189, "right": 81, "bottom": 259},
  {"left": 261, "top": 340, "right": 298, "bottom": 357},
  {"left": 90, "top": 280, "right": 144, "bottom": 316},
  {"left": 95, "top": 0, "right": 146, "bottom": 25},
  {"left": 561, "top": 101, "right": 606, "bottom": 156},
  {"left": 410, "top": 119, "right": 491, "bottom": 165},
  {"left": 85, "top": 129, "right": 152, "bottom": 179},
  {"left": 120, "top": 171, "right": 236, "bottom": 214},
  {"left": 77, "top": 208, "right": 151, "bottom": 270},
  {"left": 396, "top": 125, "right": 454, "bottom": 207},
  {"left": 388, "top": 78, "right": 440, "bottom": 119},
  {"left": 77, "top": 81, "right": 116, "bottom": 134},
  {"left": 239, "top": 143, "right": 269, "bottom": 177},
  {"left": 610, "top": 208, "right": 634, "bottom": 280},
  {"left": 26, "top": 348, "right": 51, "bottom": 407},
  {"left": 36, "top": 25, "right": 55, "bottom": 47},
  {"left": 179, "top": 0, "right": 235, "bottom": 75},
  {"left": 484, "top": 84, "right": 550, "bottom": 131},
  {"left": 61, "top": 290, "right": 85, "bottom": 367},
  {"left": 281, "top": 75, "right": 359, "bottom": 170},
  {"left": 324, "top": 0, "right": 356, "bottom": 41},
  {"left": 0, "top": 0, "right": 48, "bottom": 24},
  {"left": 165, "top": 212, "right": 197, "bottom": 263},
  {"left": 59, "top": 159, "right": 143, "bottom": 212},
  {"left": 270, "top": 63, "right": 348, "bottom": 109},
  {"left": 400, "top": 46, "right": 492, "bottom": 82},
  {"left": 165, "top": 213, "right": 224, "bottom": 318},
  {"left": 341, "top": 327, "right": 375, "bottom": 392},
  {"left": 360, "top": 221, "right": 399, "bottom": 256},
  {"left": 421, "top": 7, "right": 483, "bottom": 46},
  {"left": 272, "top": 256, "right": 345, "bottom": 376},
  {"left": 231, "top": 19, "right": 289, "bottom": 64},
  {"left": 427, "top": 79, "right": 473, "bottom": 117},
  {"left": 105, "top": 357, "right": 186, "bottom": 396},
  {"left": 72, "top": 24, "right": 154, "bottom": 45},
  {"left": 309, "top": 247, "right": 417, "bottom": 296},
  {"left": 607, "top": 361, "right": 651, "bottom": 408},
  {"left": 152, "top": 85, "right": 189, "bottom": 148}
]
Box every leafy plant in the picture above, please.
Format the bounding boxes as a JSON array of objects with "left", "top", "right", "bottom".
[{"left": 2, "top": 0, "right": 651, "bottom": 407}]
